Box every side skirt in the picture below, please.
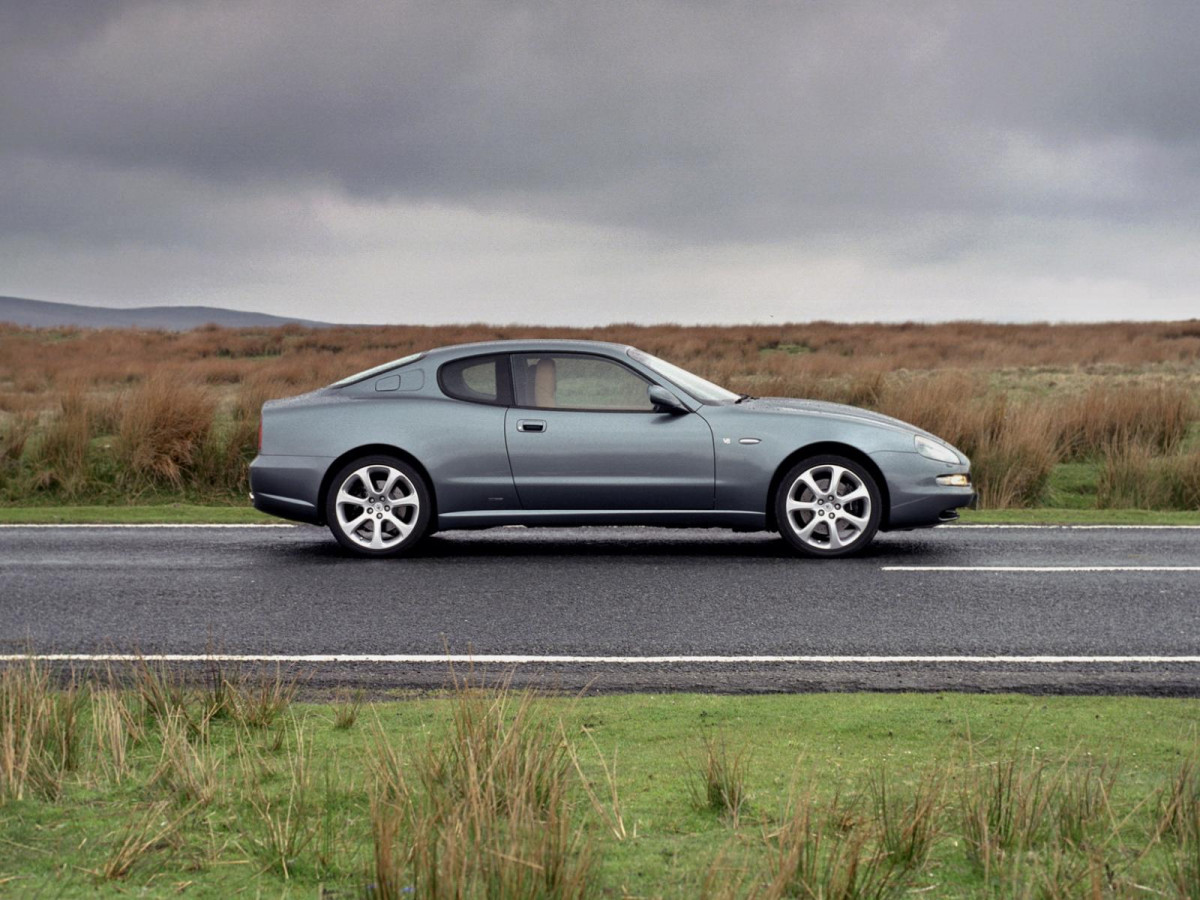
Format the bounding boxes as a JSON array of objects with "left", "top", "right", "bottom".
[{"left": 437, "top": 509, "right": 768, "bottom": 530}]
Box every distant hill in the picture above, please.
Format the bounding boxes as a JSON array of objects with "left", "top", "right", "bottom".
[{"left": 0, "top": 296, "right": 333, "bottom": 331}]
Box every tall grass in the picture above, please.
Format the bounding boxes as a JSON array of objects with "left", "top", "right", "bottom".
[
  {"left": 150, "top": 710, "right": 218, "bottom": 806},
  {"left": 116, "top": 375, "right": 214, "bottom": 489},
  {"left": 92, "top": 688, "right": 142, "bottom": 783},
  {"left": 961, "top": 755, "right": 1058, "bottom": 877},
  {"left": 762, "top": 784, "right": 905, "bottom": 900},
  {"left": 368, "top": 683, "right": 594, "bottom": 899},
  {"left": 102, "top": 800, "right": 191, "bottom": 881},
  {"left": 0, "top": 411, "right": 37, "bottom": 463},
  {"left": 222, "top": 665, "right": 300, "bottom": 729},
  {"left": 871, "top": 768, "right": 944, "bottom": 872},
  {"left": 960, "top": 752, "right": 1126, "bottom": 891},
  {"left": 1059, "top": 383, "right": 1194, "bottom": 459},
  {"left": 28, "top": 387, "right": 92, "bottom": 495},
  {"left": 1159, "top": 761, "right": 1200, "bottom": 894},
  {"left": 692, "top": 735, "right": 749, "bottom": 826},
  {"left": 1, "top": 322, "right": 1198, "bottom": 508},
  {"left": 876, "top": 380, "right": 1063, "bottom": 508},
  {"left": 195, "top": 376, "right": 283, "bottom": 494},
  {"left": 1098, "top": 443, "right": 1200, "bottom": 510},
  {"left": 243, "top": 717, "right": 318, "bottom": 878},
  {"left": 0, "top": 659, "right": 83, "bottom": 802},
  {"left": 332, "top": 688, "right": 364, "bottom": 730},
  {"left": 127, "top": 657, "right": 301, "bottom": 737}
]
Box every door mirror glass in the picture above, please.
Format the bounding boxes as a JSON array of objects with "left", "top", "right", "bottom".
[{"left": 647, "top": 384, "right": 688, "bottom": 413}]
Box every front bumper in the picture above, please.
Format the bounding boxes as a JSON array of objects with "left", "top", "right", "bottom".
[
  {"left": 886, "top": 486, "right": 976, "bottom": 529},
  {"left": 871, "top": 449, "right": 975, "bottom": 530}
]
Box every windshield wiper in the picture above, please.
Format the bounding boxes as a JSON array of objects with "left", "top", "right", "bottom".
[{"left": 734, "top": 393, "right": 755, "bottom": 404}]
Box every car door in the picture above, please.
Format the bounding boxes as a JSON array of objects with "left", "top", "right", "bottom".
[{"left": 504, "top": 352, "right": 715, "bottom": 510}]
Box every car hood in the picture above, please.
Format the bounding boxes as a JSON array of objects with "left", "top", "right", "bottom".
[{"left": 737, "top": 397, "right": 940, "bottom": 440}]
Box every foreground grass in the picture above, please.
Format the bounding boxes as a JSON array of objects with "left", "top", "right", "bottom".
[{"left": 3, "top": 664, "right": 1200, "bottom": 897}]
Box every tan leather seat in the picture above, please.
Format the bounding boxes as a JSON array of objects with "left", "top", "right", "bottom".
[{"left": 533, "top": 358, "right": 557, "bottom": 407}]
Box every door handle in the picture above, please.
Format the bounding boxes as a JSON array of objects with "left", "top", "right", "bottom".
[{"left": 517, "top": 419, "right": 546, "bottom": 433}]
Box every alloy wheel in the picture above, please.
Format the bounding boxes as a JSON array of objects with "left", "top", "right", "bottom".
[
  {"left": 783, "top": 462, "right": 873, "bottom": 553},
  {"left": 333, "top": 464, "right": 420, "bottom": 551}
]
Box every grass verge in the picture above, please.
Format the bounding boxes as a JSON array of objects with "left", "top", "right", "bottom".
[
  {"left": 0, "top": 504, "right": 277, "bottom": 524},
  {"left": 2, "top": 664, "right": 1200, "bottom": 898},
  {"left": 956, "top": 507, "right": 1200, "bottom": 525}
]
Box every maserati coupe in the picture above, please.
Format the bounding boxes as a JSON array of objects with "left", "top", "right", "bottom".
[{"left": 249, "top": 340, "right": 974, "bottom": 557}]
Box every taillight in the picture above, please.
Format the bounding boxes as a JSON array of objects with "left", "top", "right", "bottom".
[{"left": 257, "top": 418, "right": 263, "bottom": 453}]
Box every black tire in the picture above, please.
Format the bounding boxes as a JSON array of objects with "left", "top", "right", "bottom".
[
  {"left": 324, "top": 455, "right": 431, "bottom": 558},
  {"left": 775, "top": 454, "right": 881, "bottom": 558}
]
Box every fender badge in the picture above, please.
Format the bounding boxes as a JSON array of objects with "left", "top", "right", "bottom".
[
  {"left": 739, "top": 438, "right": 761, "bottom": 445},
  {"left": 722, "top": 437, "right": 731, "bottom": 444}
]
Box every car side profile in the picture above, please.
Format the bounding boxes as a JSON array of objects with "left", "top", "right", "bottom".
[{"left": 249, "top": 340, "right": 974, "bottom": 558}]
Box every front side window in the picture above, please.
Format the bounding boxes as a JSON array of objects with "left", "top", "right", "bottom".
[
  {"left": 512, "top": 354, "right": 654, "bottom": 411},
  {"left": 439, "top": 355, "right": 507, "bottom": 405}
]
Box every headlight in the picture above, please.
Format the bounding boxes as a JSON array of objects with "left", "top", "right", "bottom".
[{"left": 915, "top": 435, "right": 960, "bottom": 464}]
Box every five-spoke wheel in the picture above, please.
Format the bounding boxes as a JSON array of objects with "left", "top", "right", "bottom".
[
  {"left": 775, "top": 455, "right": 881, "bottom": 557},
  {"left": 325, "top": 455, "right": 430, "bottom": 557}
]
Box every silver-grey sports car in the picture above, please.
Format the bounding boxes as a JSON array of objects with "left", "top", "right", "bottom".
[{"left": 249, "top": 340, "right": 973, "bottom": 558}]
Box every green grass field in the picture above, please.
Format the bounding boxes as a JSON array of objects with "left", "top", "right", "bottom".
[{"left": 3, "top": 671, "right": 1200, "bottom": 898}]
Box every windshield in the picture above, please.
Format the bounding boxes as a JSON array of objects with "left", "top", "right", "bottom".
[
  {"left": 328, "top": 352, "right": 424, "bottom": 388},
  {"left": 627, "top": 348, "right": 740, "bottom": 404}
]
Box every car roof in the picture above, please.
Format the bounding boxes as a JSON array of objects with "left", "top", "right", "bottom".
[{"left": 422, "top": 339, "right": 635, "bottom": 360}]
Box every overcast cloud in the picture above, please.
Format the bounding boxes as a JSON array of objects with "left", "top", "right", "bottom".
[{"left": 2, "top": 0, "right": 1198, "bottom": 324}]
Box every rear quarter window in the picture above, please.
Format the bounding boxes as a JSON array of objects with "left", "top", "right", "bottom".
[{"left": 438, "top": 355, "right": 509, "bottom": 405}]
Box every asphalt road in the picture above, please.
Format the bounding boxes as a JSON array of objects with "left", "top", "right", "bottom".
[{"left": 2, "top": 524, "right": 1199, "bottom": 694}]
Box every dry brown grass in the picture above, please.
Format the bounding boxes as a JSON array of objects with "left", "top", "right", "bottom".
[
  {"left": 116, "top": 375, "right": 215, "bottom": 489},
  {"left": 28, "top": 386, "right": 93, "bottom": 495},
  {"left": 760, "top": 783, "right": 906, "bottom": 900},
  {"left": 1, "top": 320, "right": 1198, "bottom": 508},
  {"left": 368, "top": 682, "right": 594, "bottom": 899},
  {"left": 1058, "top": 384, "right": 1194, "bottom": 459},
  {"left": 3, "top": 320, "right": 1199, "bottom": 400},
  {"left": 149, "top": 710, "right": 218, "bottom": 807},
  {"left": 92, "top": 688, "right": 143, "bottom": 784},
  {"left": 0, "top": 659, "right": 83, "bottom": 802},
  {"left": 1097, "top": 443, "right": 1200, "bottom": 510},
  {"left": 101, "top": 800, "right": 190, "bottom": 881},
  {"left": 692, "top": 736, "right": 749, "bottom": 826},
  {"left": 0, "top": 411, "right": 37, "bottom": 462}
]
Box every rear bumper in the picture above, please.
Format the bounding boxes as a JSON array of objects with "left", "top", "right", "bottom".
[{"left": 248, "top": 454, "right": 332, "bottom": 525}]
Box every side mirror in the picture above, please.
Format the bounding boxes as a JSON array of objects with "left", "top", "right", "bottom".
[{"left": 648, "top": 384, "right": 688, "bottom": 414}]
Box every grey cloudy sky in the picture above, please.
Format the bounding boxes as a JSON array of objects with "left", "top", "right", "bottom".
[{"left": 2, "top": 0, "right": 1198, "bottom": 324}]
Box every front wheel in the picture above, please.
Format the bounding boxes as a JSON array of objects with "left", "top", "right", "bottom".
[
  {"left": 775, "top": 455, "right": 881, "bottom": 558},
  {"left": 325, "top": 455, "right": 431, "bottom": 557}
]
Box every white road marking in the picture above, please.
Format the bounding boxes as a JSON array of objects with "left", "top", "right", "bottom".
[
  {"left": 0, "top": 523, "right": 296, "bottom": 528},
  {"left": 950, "top": 524, "right": 1200, "bottom": 530},
  {"left": 884, "top": 566, "right": 1200, "bottom": 572},
  {"left": 3, "top": 654, "right": 1200, "bottom": 665}
]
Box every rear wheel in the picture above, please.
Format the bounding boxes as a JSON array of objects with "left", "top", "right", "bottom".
[
  {"left": 325, "top": 455, "right": 430, "bottom": 557},
  {"left": 775, "top": 455, "right": 881, "bottom": 558}
]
